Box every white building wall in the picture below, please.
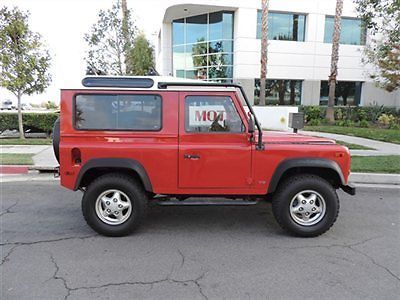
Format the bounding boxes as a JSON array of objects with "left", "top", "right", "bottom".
[{"left": 156, "top": 0, "right": 400, "bottom": 107}]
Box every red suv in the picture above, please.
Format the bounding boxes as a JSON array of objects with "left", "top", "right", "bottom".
[{"left": 54, "top": 76, "right": 355, "bottom": 237}]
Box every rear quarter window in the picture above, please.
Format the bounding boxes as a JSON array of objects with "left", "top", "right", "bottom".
[{"left": 75, "top": 94, "right": 162, "bottom": 131}]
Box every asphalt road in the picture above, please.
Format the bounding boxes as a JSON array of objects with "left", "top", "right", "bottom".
[{"left": 1, "top": 181, "right": 399, "bottom": 299}]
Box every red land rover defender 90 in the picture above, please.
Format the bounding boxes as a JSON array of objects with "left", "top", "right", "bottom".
[{"left": 54, "top": 76, "right": 355, "bottom": 237}]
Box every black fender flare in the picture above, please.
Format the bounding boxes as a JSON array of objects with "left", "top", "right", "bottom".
[
  {"left": 267, "top": 158, "right": 345, "bottom": 193},
  {"left": 74, "top": 158, "right": 153, "bottom": 192}
]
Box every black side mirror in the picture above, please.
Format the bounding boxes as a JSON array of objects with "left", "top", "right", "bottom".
[{"left": 248, "top": 116, "right": 255, "bottom": 134}]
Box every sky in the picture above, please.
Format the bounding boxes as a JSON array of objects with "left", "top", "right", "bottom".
[{"left": 0, "top": 0, "right": 167, "bottom": 105}]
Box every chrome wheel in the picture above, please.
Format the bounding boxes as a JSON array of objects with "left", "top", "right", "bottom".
[
  {"left": 289, "top": 190, "right": 326, "bottom": 226},
  {"left": 95, "top": 189, "right": 132, "bottom": 225}
]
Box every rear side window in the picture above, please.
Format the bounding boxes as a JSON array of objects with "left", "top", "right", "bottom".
[
  {"left": 185, "top": 95, "right": 244, "bottom": 133},
  {"left": 75, "top": 94, "right": 162, "bottom": 130}
]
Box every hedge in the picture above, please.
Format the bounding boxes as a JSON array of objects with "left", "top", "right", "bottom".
[
  {"left": 299, "top": 105, "right": 400, "bottom": 125},
  {"left": 0, "top": 112, "right": 59, "bottom": 135}
]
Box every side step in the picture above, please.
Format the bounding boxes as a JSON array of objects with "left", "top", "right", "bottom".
[{"left": 155, "top": 199, "right": 259, "bottom": 206}]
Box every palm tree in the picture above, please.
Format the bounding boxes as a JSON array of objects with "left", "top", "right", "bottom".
[
  {"left": 121, "top": 0, "right": 133, "bottom": 74},
  {"left": 326, "top": 0, "right": 343, "bottom": 122},
  {"left": 259, "top": 0, "right": 269, "bottom": 106}
]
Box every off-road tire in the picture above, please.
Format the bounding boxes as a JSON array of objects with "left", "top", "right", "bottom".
[
  {"left": 82, "top": 173, "right": 148, "bottom": 237},
  {"left": 272, "top": 174, "right": 339, "bottom": 237}
]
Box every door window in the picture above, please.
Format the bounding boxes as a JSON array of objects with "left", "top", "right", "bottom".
[{"left": 185, "top": 96, "right": 244, "bottom": 133}]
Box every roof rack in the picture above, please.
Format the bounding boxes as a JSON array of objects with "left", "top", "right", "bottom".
[
  {"left": 158, "top": 81, "right": 264, "bottom": 150},
  {"left": 82, "top": 77, "right": 154, "bottom": 88}
]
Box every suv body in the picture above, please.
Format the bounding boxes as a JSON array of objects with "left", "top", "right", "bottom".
[{"left": 56, "top": 76, "right": 355, "bottom": 237}]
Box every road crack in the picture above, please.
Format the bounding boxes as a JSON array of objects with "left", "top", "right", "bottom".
[
  {"left": 49, "top": 253, "right": 72, "bottom": 300},
  {"left": 0, "top": 200, "right": 19, "bottom": 217},
  {"left": 348, "top": 246, "right": 400, "bottom": 282},
  {"left": 46, "top": 251, "right": 208, "bottom": 300},
  {"left": 1, "top": 245, "right": 18, "bottom": 266},
  {"left": 0, "top": 235, "right": 97, "bottom": 247}
]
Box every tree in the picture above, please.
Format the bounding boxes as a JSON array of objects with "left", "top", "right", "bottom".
[
  {"left": 326, "top": 0, "right": 343, "bottom": 123},
  {"left": 259, "top": 0, "right": 269, "bottom": 106},
  {"left": 129, "top": 33, "right": 154, "bottom": 76},
  {"left": 0, "top": 6, "right": 51, "bottom": 139},
  {"left": 84, "top": 0, "right": 137, "bottom": 75},
  {"left": 355, "top": 0, "right": 400, "bottom": 92}
]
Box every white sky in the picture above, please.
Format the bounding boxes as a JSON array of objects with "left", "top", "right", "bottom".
[{"left": 0, "top": 0, "right": 167, "bottom": 104}]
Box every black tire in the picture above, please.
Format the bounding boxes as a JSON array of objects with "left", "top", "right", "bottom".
[
  {"left": 272, "top": 174, "right": 339, "bottom": 237},
  {"left": 52, "top": 117, "right": 60, "bottom": 163},
  {"left": 82, "top": 173, "right": 148, "bottom": 237}
]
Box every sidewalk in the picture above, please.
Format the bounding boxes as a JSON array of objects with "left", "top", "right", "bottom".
[
  {"left": 1, "top": 145, "right": 58, "bottom": 169},
  {"left": 300, "top": 130, "right": 400, "bottom": 156}
]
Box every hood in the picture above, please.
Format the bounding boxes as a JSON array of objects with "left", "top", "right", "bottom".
[{"left": 262, "top": 131, "right": 336, "bottom": 145}]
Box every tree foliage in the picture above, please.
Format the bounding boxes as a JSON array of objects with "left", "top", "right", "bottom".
[
  {"left": 355, "top": 0, "right": 400, "bottom": 92},
  {"left": 0, "top": 6, "right": 51, "bottom": 138},
  {"left": 129, "top": 33, "right": 154, "bottom": 76},
  {"left": 84, "top": 1, "right": 137, "bottom": 75}
]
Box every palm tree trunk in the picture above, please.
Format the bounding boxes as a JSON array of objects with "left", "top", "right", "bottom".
[
  {"left": 17, "top": 92, "right": 25, "bottom": 139},
  {"left": 326, "top": 0, "right": 343, "bottom": 123},
  {"left": 259, "top": 0, "right": 269, "bottom": 106},
  {"left": 121, "top": 0, "right": 132, "bottom": 74}
]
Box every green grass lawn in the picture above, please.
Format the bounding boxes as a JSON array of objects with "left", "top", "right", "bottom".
[
  {"left": 351, "top": 155, "right": 400, "bottom": 174},
  {"left": 335, "top": 140, "right": 375, "bottom": 150},
  {"left": 0, "top": 138, "right": 52, "bottom": 145},
  {"left": 305, "top": 126, "right": 400, "bottom": 144},
  {"left": 0, "top": 153, "right": 34, "bottom": 165}
]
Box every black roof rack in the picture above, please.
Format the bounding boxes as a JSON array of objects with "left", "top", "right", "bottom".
[
  {"left": 82, "top": 77, "right": 154, "bottom": 88},
  {"left": 158, "top": 81, "right": 264, "bottom": 150}
]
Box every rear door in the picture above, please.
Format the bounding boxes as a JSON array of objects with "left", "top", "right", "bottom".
[{"left": 178, "top": 91, "right": 252, "bottom": 189}]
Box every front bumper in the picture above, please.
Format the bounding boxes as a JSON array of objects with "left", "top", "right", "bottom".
[{"left": 341, "top": 183, "right": 356, "bottom": 195}]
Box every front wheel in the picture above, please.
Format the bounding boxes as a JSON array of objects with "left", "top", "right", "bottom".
[
  {"left": 82, "top": 173, "right": 147, "bottom": 237},
  {"left": 272, "top": 174, "right": 339, "bottom": 237}
]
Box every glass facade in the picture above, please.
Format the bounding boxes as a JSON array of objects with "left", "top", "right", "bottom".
[
  {"left": 172, "top": 11, "right": 234, "bottom": 82},
  {"left": 319, "top": 81, "right": 362, "bottom": 106},
  {"left": 257, "top": 11, "right": 306, "bottom": 41},
  {"left": 254, "top": 79, "right": 302, "bottom": 105},
  {"left": 324, "top": 16, "right": 366, "bottom": 45}
]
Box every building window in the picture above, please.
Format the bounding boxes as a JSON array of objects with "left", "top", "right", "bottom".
[
  {"left": 75, "top": 94, "right": 162, "bottom": 130},
  {"left": 172, "top": 11, "right": 234, "bottom": 82},
  {"left": 324, "top": 16, "right": 366, "bottom": 45},
  {"left": 319, "top": 81, "right": 362, "bottom": 106},
  {"left": 254, "top": 79, "right": 302, "bottom": 105},
  {"left": 256, "top": 11, "right": 306, "bottom": 41}
]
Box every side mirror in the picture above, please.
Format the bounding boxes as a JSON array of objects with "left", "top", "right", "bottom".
[{"left": 248, "top": 116, "right": 255, "bottom": 134}]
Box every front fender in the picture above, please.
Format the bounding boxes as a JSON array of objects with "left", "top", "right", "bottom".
[{"left": 267, "top": 158, "right": 345, "bottom": 193}]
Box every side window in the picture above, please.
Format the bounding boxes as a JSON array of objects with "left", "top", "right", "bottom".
[
  {"left": 185, "top": 95, "right": 244, "bottom": 133},
  {"left": 75, "top": 94, "right": 162, "bottom": 130}
]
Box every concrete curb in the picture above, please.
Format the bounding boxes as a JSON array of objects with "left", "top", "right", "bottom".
[{"left": 349, "top": 173, "right": 400, "bottom": 185}]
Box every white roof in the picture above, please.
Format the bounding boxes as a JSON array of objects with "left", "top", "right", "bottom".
[
  {"left": 62, "top": 75, "right": 238, "bottom": 91},
  {"left": 62, "top": 75, "right": 238, "bottom": 90}
]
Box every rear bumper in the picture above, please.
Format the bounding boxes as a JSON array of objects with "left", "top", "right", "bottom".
[{"left": 341, "top": 183, "right": 356, "bottom": 195}]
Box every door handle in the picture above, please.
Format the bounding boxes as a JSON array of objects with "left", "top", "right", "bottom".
[{"left": 184, "top": 154, "right": 200, "bottom": 160}]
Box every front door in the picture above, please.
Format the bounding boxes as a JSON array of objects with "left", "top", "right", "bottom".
[{"left": 178, "top": 92, "right": 252, "bottom": 189}]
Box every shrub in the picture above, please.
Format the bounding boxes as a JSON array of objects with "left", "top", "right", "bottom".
[
  {"left": 0, "top": 112, "right": 58, "bottom": 135},
  {"left": 300, "top": 105, "right": 400, "bottom": 126},
  {"left": 359, "top": 119, "right": 370, "bottom": 128}
]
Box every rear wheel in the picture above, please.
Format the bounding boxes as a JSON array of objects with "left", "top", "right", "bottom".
[
  {"left": 272, "top": 174, "right": 339, "bottom": 237},
  {"left": 82, "top": 173, "right": 147, "bottom": 236}
]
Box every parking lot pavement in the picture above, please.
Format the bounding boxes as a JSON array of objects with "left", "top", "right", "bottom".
[{"left": 1, "top": 182, "right": 399, "bottom": 300}]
